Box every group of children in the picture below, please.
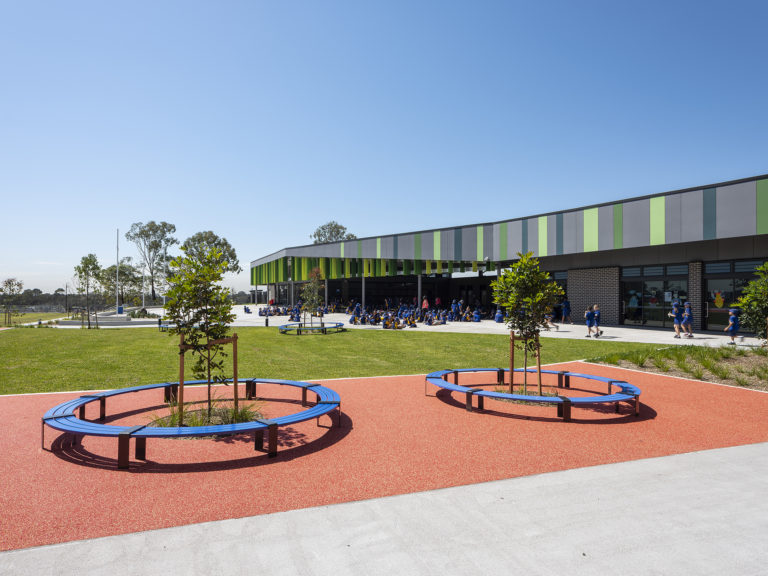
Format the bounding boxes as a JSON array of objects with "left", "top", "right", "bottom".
[
  {"left": 345, "top": 299, "right": 488, "bottom": 329},
  {"left": 668, "top": 301, "right": 695, "bottom": 339}
]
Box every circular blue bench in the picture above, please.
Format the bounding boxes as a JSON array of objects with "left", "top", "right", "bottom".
[
  {"left": 278, "top": 322, "right": 344, "bottom": 335},
  {"left": 425, "top": 368, "right": 641, "bottom": 421},
  {"left": 42, "top": 378, "right": 342, "bottom": 469}
]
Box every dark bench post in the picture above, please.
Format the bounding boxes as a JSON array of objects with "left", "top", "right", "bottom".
[
  {"left": 466, "top": 388, "right": 483, "bottom": 412},
  {"left": 164, "top": 384, "right": 179, "bottom": 403},
  {"left": 79, "top": 405, "right": 86, "bottom": 420},
  {"left": 634, "top": 394, "right": 640, "bottom": 416},
  {"left": 118, "top": 425, "right": 146, "bottom": 470},
  {"left": 246, "top": 379, "right": 256, "bottom": 400},
  {"left": 557, "top": 372, "right": 570, "bottom": 388},
  {"left": 497, "top": 369, "right": 504, "bottom": 385},
  {"left": 556, "top": 396, "right": 572, "bottom": 421},
  {"left": 453, "top": 371, "right": 459, "bottom": 385},
  {"left": 99, "top": 397, "right": 106, "bottom": 421}
]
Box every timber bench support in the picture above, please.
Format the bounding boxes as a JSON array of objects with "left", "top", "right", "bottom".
[{"left": 118, "top": 425, "right": 147, "bottom": 469}]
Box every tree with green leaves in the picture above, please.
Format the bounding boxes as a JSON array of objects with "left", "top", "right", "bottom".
[
  {"left": 125, "top": 221, "right": 178, "bottom": 302},
  {"left": 735, "top": 261, "right": 768, "bottom": 340},
  {"left": 181, "top": 231, "right": 242, "bottom": 274},
  {"left": 99, "top": 257, "right": 143, "bottom": 307},
  {"left": 491, "top": 252, "right": 564, "bottom": 395},
  {"left": 310, "top": 221, "right": 356, "bottom": 244},
  {"left": 300, "top": 267, "right": 324, "bottom": 325},
  {"left": 75, "top": 254, "right": 101, "bottom": 329},
  {"left": 165, "top": 246, "right": 235, "bottom": 422},
  {"left": 1, "top": 278, "right": 24, "bottom": 326}
]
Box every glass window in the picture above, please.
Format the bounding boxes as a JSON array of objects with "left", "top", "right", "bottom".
[
  {"left": 666, "top": 264, "right": 689, "bottom": 276},
  {"left": 705, "top": 262, "right": 731, "bottom": 274},
  {"left": 643, "top": 266, "right": 664, "bottom": 276},
  {"left": 622, "top": 267, "right": 641, "bottom": 277},
  {"left": 734, "top": 260, "right": 764, "bottom": 273},
  {"left": 553, "top": 271, "right": 568, "bottom": 280}
]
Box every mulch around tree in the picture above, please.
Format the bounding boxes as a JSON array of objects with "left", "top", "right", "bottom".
[{"left": 3, "top": 362, "right": 768, "bottom": 552}]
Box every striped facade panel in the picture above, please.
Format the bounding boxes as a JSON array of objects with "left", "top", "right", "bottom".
[
  {"left": 433, "top": 231, "right": 441, "bottom": 260},
  {"left": 360, "top": 238, "right": 377, "bottom": 259},
  {"left": 521, "top": 220, "right": 528, "bottom": 253},
  {"left": 526, "top": 218, "right": 538, "bottom": 257},
  {"left": 703, "top": 188, "right": 717, "bottom": 240},
  {"left": 310, "top": 243, "right": 338, "bottom": 258},
  {"left": 483, "top": 225, "right": 494, "bottom": 261},
  {"left": 380, "top": 236, "right": 395, "bottom": 259},
  {"left": 598, "top": 205, "right": 614, "bottom": 251},
  {"left": 461, "top": 226, "right": 477, "bottom": 261},
  {"left": 665, "top": 194, "right": 682, "bottom": 244},
  {"left": 758, "top": 179, "right": 768, "bottom": 234},
  {"left": 492, "top": 223, "right": 502, "bottom": 261},
  {"left": 716, "top": 181, "right": 756, "bottom": 238},
  {"left": 680, "top": 190, "right": 704, "bottom": 243},
  {"left": 399, "top": 234, "right": 416, "bottom": 260},
  {"left": 556, "top": 213, "right": 564, "bottom": 255},
  {"left": 547, "top": 215, "right": 557, "bottom": 257},
  {"left": 613, "top": 205, "right": 623, "bottom": 249},
  {"left": 562, "top": 211, "right": 579, "bottom": 255},
  {"left": 649, "top": 196, "right": 665, "bottom": 245},
  {"left": 508, "top": 220, "right": 523, "bottom": 258},
  {"left": 441, "top": 228, "right": 454, "bottom": 261},
  {"left": 622, "top": 199, "right": 650, "bottom": 249},
  {"left": 583, "top": 208, "right": 598, "bottom": 252},
  {"left": 421, "top": 231, "right": 434, "bottom": 262},
  {"left": 538, "top": 216, "right": 548, "bottom": 257}
]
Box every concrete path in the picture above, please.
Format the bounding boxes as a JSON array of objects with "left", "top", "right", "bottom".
[{"left": 3, "top": 442, "right": 766, "bottom": 575}]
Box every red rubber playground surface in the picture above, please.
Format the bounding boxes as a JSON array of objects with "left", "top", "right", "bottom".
[{"left": 3, "top": 361, "right": 768, "bottom": 552}]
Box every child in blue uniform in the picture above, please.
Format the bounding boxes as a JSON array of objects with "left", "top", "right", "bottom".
[
  {"left": 681, "top": 302, "right": 694, "bottom": 338},
  {"left": 724, "top": 308, "right": 740, "bottom": 344},
  {"left": 561, "top": 299, "right": 572, "bottom": 324},
  {"left": 584, "top": 305, "right": 595, "bottom": 337},
  {"left": 593, "top": 304, "right": 602, "bottom": 337},
  {"left": 668, "top": 301, "right": 683, "bottom": 338}
]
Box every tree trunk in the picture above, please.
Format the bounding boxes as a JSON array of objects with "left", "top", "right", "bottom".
[
  {"left": 523, "top": 343, "right": 528, "bottom": 395},
  {"left": 509, "top": 331, "right": 515, "bottom": 394},
  {"left": 233, "top": 333, "right": 239, "bottom": 413},
  {"left": 178, "top": 334, "right": 185, "bottom": 427},
  {"left": 536, "top": 333, "right": 542, "bottom": 396},
  {"left": 207, "top": 343, "right": 212, "bottom": 418}
]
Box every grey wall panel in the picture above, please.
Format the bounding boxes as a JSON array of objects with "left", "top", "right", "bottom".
[
  {"left": 441, "top": 229, "right": 454, "bottom": 261},
  {"left": 575, "top": 211, "right": 584, "bottom": 254},
  {"left": 509, "top": 220, "right": 523, "bottom": 257},
  {"left": 680, "top": 190, "right": 704, "bottom": 243},
  {"left": 399, "top": 234, "right": 415, "bottom": 260},
  {"left": 309, "top": 244, "right": 338, "bottom": 258},
  {"left": 360, "top": 238, "right": 376, "bottom": 258},
  {"left": 461, "top": 226, "right": 477, "bottom": 261},
  {"left": 492, "top": 224, "right": 501, "bottom": 261},
  {"left": 665, "top": 194, "right": 682, "bottom": 245},
  {"left": 623, "top": 199, "right": 650, "bottom": 248},
  {"left": 716, "top": 181, "right": 756, "bottom": 238},
  {"left": 563, "top": 211, "right": 578, "bottom": 254},
  {"left": 421, "top": 231, "right": 434, "bottom": 261},
  {"left": 598, "top": 205, "right": 614, "bottom": 251},
  {"left": 483, "top": 225, "right": 494, "bottom": 261},
  {"left": 547, "top": 215, "right": 557, "bottom": 257},
  {"left": 527, "top": 218, "right": 539, "bottom": 257},
  {"left": 380, "top": 236, "right": 394, "bottom": 259}
]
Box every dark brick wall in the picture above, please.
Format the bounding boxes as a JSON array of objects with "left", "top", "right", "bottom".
[
  {"left": 567, "top": 267, "right": 620, "bottom": 325},
  {"left": 688, "top": 261, "right": 703, "bottom": 331}
]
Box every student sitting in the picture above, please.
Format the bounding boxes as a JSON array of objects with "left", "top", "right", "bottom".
[
  {"left": 472, "top": 309, "right": 482, "bottom": 322},
  {"left": 494, "top": 309, "right": 504, "bottom": 323}
]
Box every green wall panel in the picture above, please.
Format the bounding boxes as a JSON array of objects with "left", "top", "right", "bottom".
[
  {"left": 499, "top": 222, "right": 508, "bottom": 261},
  {"left": 538, "top": 216, "right": 547, "bottom": 257},
  {"left": 583, "top": 208, "right": 598, "bottom": 252},
  {"left": 476, "top": 226, "right": 484, "bottom": 261},
  {"left": 649, "top": 196, "right": 665, "bottom": 245},
  {"left": 433, "top": 231, "right": 441, "bottom": 260}
]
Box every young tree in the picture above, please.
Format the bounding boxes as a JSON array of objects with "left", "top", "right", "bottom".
[
  {"left": 125, "top": 221, "right": 178, "bottom": 302},
  {"left": 0, "top": 278, "right": 24, "bottom": 326},
  {"left": 165, "top": 246, "right": 235, "bottom": 422},
  {"left": 98, "top": 258, "right": 143, "bottom": 307},
  {"left": 735, "top": 261, "right": 768, "bottom": 340},
  {"left": 300, "top": 267, "right": 324, "bottom": 325},
  {"left": 74, "top": 254, "right": 101, "bottom": 329},
  {"left": 310, "top": 221, "right": 357, "bottom": 244},
  {"left": 491, "top": 252, "right": 564, "bottom": 395},
  {"left": 181, "top": 231, "right": 242, "bottom": 274}
]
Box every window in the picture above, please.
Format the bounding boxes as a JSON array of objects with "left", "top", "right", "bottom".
[
  {"left": 705, "top": 262, "right": 731, "bottom": 274},
  {"left": 666, "top": 264, "right": 689, "bottom": 276}
]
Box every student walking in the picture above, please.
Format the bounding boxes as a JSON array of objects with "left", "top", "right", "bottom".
[
  {"left": 681, "top": 302, "right": 694, "bottom": 338},
  {"left": 584, "top": 305, "right": 595, "bottom": 337},
  {"left": 724, "top": 308, "right": 740, "bottom": 344},
  {"left": 668, "top": 301, "right": 683, "bottom": 338},
  {"left": 561, "top": 299, "right": 572, "bottom": 324},
  {"left": 593, "top": 304, "right": 603, "bottom": 337}
]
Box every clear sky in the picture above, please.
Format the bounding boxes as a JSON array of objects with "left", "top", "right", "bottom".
[{"left": 2, "top": 1, "right": 767, "bottom": 293}]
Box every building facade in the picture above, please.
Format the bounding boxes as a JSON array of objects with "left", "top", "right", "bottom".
[{"left": 251, "top": 174, "right": 768, "bottom": 331}]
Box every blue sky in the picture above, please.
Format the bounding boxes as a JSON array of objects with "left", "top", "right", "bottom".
[{"left": 1, "top": 1, "right": 767, "bottom": 293}]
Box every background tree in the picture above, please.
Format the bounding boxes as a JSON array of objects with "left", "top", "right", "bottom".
[
  {"left": 491, "top": 252, "right": 564, "bottom": 395},
  {"left": 125, "top": 221, "right": 178, "bottom": 302},
  {"left": 735, "top": 261, "right": 768, "bottom": 340},
  {"left": 99, "top": 258, "right": 144, "bottom": 307},
  {"left": 165, "top": 246, "right": 235, "bottom": 422},
  {"left": 300, "top": 267, "right": 324, "bottom": 325},
  {"left": 74, "top": 254, "right": 101, "bottom": 329},
  {"left": 310, "top": 221, "right": 357, "bottom": 244},
  {"left": 181, "top": 231, "right": 242, "bottom": 274},
  {"left": 1, "top": 278, "right": 24, "bottom": 326}
]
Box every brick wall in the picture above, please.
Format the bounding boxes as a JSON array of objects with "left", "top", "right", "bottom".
[
  {"left": 688, "top": 261, "right": 703, "bottom": 331},
  {"left": 567, "top": 267, "right": 620, "bottom": 325}
]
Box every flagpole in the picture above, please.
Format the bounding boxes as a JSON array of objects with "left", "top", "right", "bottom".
[{"left": 116, "top": 228, "right": 119, "bottom": 313}]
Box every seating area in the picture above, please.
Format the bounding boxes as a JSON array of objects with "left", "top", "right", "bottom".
[
  {"left": 425, "top": 368, "right": 641, "bottom": 421},
  {"left": 278, "top": 322, "right": 345, "bottom": 335},
  {"left": 42, "top": 379, "right": 342, "bottom": 469}
]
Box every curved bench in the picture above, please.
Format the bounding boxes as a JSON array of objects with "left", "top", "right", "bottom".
[
  {"left": 278, "top": 322, "right": 344, "bottom": 335},
  {"left": 42, "top": 378, "right": 342, "bottom": 469},
  {"left": 425, "top": 368, "right": 640, "bottom": 421}
]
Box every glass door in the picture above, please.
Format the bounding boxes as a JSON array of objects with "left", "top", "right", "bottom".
[
  {"left": 643, "top": 280, "right": 666, "bottom": 327},
  {"left": 705, "top": 278, "right": 734, "bottom": 330},
  {"left": 621, "top": 282, "right": 644, "bottom": 325}
]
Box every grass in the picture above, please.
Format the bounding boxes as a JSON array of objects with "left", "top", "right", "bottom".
[
  {"left": 0, "top": 312, "right": 67, "bottom": 327},
  {"left": 0, "top": 327, "right": 659, "bottom": 395}
]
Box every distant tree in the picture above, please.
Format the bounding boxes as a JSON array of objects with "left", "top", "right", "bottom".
[
  {"left": 75, "top": 254, "right": 101, "bottom": 329},
  {"left": 181, "top": 231, "right": 242, "bottom": 274},
  {"left": 300, "top": 268, "right": 324, "bottom": 325},
  {"left": 310, "top": 221, "right": 357, "bottom": 244},
  {"left": 735, "top": 261, "right": 768, "bottom": 340},
  {"left": 491, "top": 252, "right": 564, "bottom": 394},
  {"left": 125, "top": 221, "right": 178, "bottom": 302},
  {"left": 99, "top": 258, "right": 144, "bottom": 307},
  {"left": 165, "top": 246, "right": 235, "bottom": 423},
  {"left": 0, "top": 278, "right": 24, "bottom": 326}
]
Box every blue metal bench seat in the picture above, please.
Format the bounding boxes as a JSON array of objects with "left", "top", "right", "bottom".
[{"left": 42, "top": 378, "right": 341, "bottom": 469}]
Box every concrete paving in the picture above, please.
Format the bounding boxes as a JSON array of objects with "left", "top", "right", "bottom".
[{"left": 3, "top": 442, "right": 767, "bottom": 575}]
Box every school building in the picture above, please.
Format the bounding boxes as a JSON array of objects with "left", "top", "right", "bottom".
[{"left": 251, "top": 173, "right": 768, "bottom": 332}]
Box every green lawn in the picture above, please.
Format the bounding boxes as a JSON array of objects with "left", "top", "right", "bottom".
[
  {"left": 1, "top": 312, "right": 67, "bottom": 327},
  {"left": 0, "top": 327, "right": 658, "bottom": 395}
]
